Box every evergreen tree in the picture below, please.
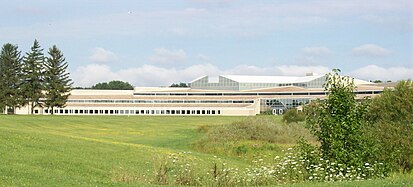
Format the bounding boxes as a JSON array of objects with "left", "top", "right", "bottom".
[
  {"left": 0, "top": 43, "right": 23, "bottom": 114},
  {"left": 43, "top": 45, "right": 72, "bottom": 114},
  {"left": 21, "top": 39, "right": 45, "bottom": 114}
]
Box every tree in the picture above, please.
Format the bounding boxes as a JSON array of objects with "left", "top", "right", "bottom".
[
  {"left": 170, "top": 82, "right": 188, "bottom": 87},
  {"left": 21, "top": 39, "right": 45, "bottom": 114},
  {"left": 365, "top": 80, "right": 413, "bottom": 172},
  {"left": 0, "top": 43, "right": 23, "bottom": 114},
  {"left": 91, "top": 80, "right": 133, "bottom": 90},
  {"left": 305, "top": 69, "right": 371, "bottom": 166},
  {"left": 282, "top": 108, "right": 305, "bottom": 124},
  {"left": 43, "top": 45, "right": 73, "bottom": 114}
]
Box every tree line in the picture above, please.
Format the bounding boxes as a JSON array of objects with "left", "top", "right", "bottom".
[
  {"left": 0, "top": 40, "right": 72, "bottom": 114},
  {"left": 74, "top": 80, "right": 134, "bottom": 90}
]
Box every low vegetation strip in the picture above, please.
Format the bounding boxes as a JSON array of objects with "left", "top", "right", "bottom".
[{"left": 0, "top": 112, "right": 412, "bottom": 186}]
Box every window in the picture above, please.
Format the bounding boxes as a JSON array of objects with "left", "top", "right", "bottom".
[
  {"left": 218, "top": 110, "right": 221, "bottom": 114},
  {"left": 212, "top": 110, "right": 215, "bottom": 114},
  {"left": 80, "top": 110, "right": 84, "bottom": 114},
  {"left": 202, "top": 110, "right": 205, "bottom": 114},
  {"left": 34, "top": 109, "right": 39, "bottom": 114}
]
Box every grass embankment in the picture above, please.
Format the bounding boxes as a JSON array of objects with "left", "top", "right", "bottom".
[
  {"left": 0, "top": 115, "right": 411, "bottom": 186},
  {"left": 0, "top": 115, "right": 243, "bottom": 186},
  {"left": 193, "top": 116, "right": 315, "bottom": 160}
]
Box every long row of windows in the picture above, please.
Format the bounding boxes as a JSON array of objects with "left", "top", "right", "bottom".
[
  {"left": 67, "top": 99, "right": 255, "bottom": 104},
  {"left": 44, "top": 108, "right": 222, "bottom": 115},
  {"left": 134, "top": 90, "right": 382, "bottom": 96}
]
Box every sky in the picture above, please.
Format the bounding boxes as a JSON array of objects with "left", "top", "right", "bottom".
[{"left": 1, "top": 0, "right": 412, "bottom": 87}]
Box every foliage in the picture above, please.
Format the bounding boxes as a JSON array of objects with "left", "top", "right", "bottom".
[
  {"left": 283, "top": 108, "right": 305, "bottom": 124},
  {"left": 304, "top": 69, "right": 375, "bottom": 168},
  {"left": 21, "top": 39, "right": 45, "bottom": 114},
  {"left": 170, "top": 82, "right": 188, "bottom": 87},
  {"left": 91, "top": 80, "right": 134, "bottom": 90},
  {"left": 43, "top": 45, "right": 73, "bottom": 114},
  {"left": 365, "top": 80, "right": 413, "bottom": 173},
  {"left": 260, "top": 108, "right": 273, "bottom": 115},
  {"left": 194, "top": 116, "right": 314, "bottom": 156},
  {"left": 0, "top": 115, "right": 410, "bottom": 186},
  {"left": 0, "top": 43, "right": 23, "bottom": 114},
  {"left": 368, "top": 80, "right": 413, "bottom": 125}
]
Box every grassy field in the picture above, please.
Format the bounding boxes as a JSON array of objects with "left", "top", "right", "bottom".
[{"left": 0, "top": 115, "right": 411, "bottom": 186}]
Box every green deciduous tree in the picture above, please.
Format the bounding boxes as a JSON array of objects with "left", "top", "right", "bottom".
[
  {"left": 0, "top": 43, "right": 23, "bottom": 114},
  {"left": 91, "top": 80, "right": 133, "bottom": 90},
  {"left": 21, "top": 39, "right": 45, "bottom": 114},
  {"left": 365, "top": 80, "right": 413, "bottom": 172},
  {"left": 282, "top": 108, "right": 305, "bottom": 124},
  {"left": 305, "top": 69, "right": 372, "bottom": 166},
  {"left": 43, "top": 45, "right": 73, "bottom": 114}
]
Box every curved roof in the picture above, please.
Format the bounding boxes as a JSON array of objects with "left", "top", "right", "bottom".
[{"left": 221, "top": 75, "right": 325, "bottom": 83}]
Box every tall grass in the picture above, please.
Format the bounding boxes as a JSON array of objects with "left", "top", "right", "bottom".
[{"left": 193, "top": 116, "right": 315, "bottom": 157}]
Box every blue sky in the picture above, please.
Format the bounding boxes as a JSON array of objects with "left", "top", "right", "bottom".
[{"left": 1, "top": 0, "right": 412, "bottom": 86}]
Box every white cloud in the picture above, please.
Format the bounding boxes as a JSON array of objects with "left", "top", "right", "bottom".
[
  {"left": 148, "top": 48, "right": 187, "bottom": 64},
  {"left": 88, "top": 47, "right": 118, "bottom": 63},
  {"left": 352, "top": 44, "right": 393, "bottom": 57},
  {"left": 350, "top": 65, "right": 413, "bottom": 81},
  {"left": 71, "top": 63, "right": 331, "bottom": 87},
  {"left": 198, "top": 54, "right": 211, "bottom": 62},
  {"left": 72, "top": 64, "right": 119, "bottom": 86},
  {"left": 277, "top": 65, "right": 331, "bottom": 76},
  {"left": 297, "top": 46, "right": 333, "bottom": 65},
  {"left": 302, "top": 46, "right": 332, "bottom": 56}
]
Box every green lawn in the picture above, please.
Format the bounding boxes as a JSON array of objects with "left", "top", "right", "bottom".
[{"left": 0, "top": 115, "right": 411, "bottom": 186}]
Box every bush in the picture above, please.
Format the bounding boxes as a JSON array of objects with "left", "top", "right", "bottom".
[
  {"left": 365, "top": 80, "right": 413, "bottom": 173},
  {"left": 304, "top": 70, "right": 378, "bottom": 168},
  {"left": 282, "top": 108, "right": 305, "bottom": 124}
]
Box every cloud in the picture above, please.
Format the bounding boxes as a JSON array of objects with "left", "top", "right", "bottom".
[
  {"left": 198, "top": 54, "right": 211, "bottom": 62},
  {"left": 350, "top": 65, "right": 413, "bottom": 81},
  {"left": 352, "top": 44, "right": 393, "bottom": 57},
  {"left": 148, "top": 48, "right": 187, "bottom": 65},
  {"left": 302, "top": 46, "right": 332, "bottom": 56},
  {"left": 88, "top": 47, "right": 118, "bottom": 63},
  {"left": 71, "top": 63, "right": 331, "bottom": 87},
  {"left": 296, "top": 46, "right": 333, "bottom": 65},
  {"left": 72, "top": 64, "right": 119, "bottom": 86}
]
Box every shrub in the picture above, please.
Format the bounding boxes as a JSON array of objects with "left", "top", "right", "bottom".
[
  {"left": 365, "top": 80, "right": 413, "bottom": 173},
  {"left": 282, "top": 108, "right": 305, "bottom": 124},
  {"left": 304, "top": 69, "right": 377, "bottom": 168}
]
